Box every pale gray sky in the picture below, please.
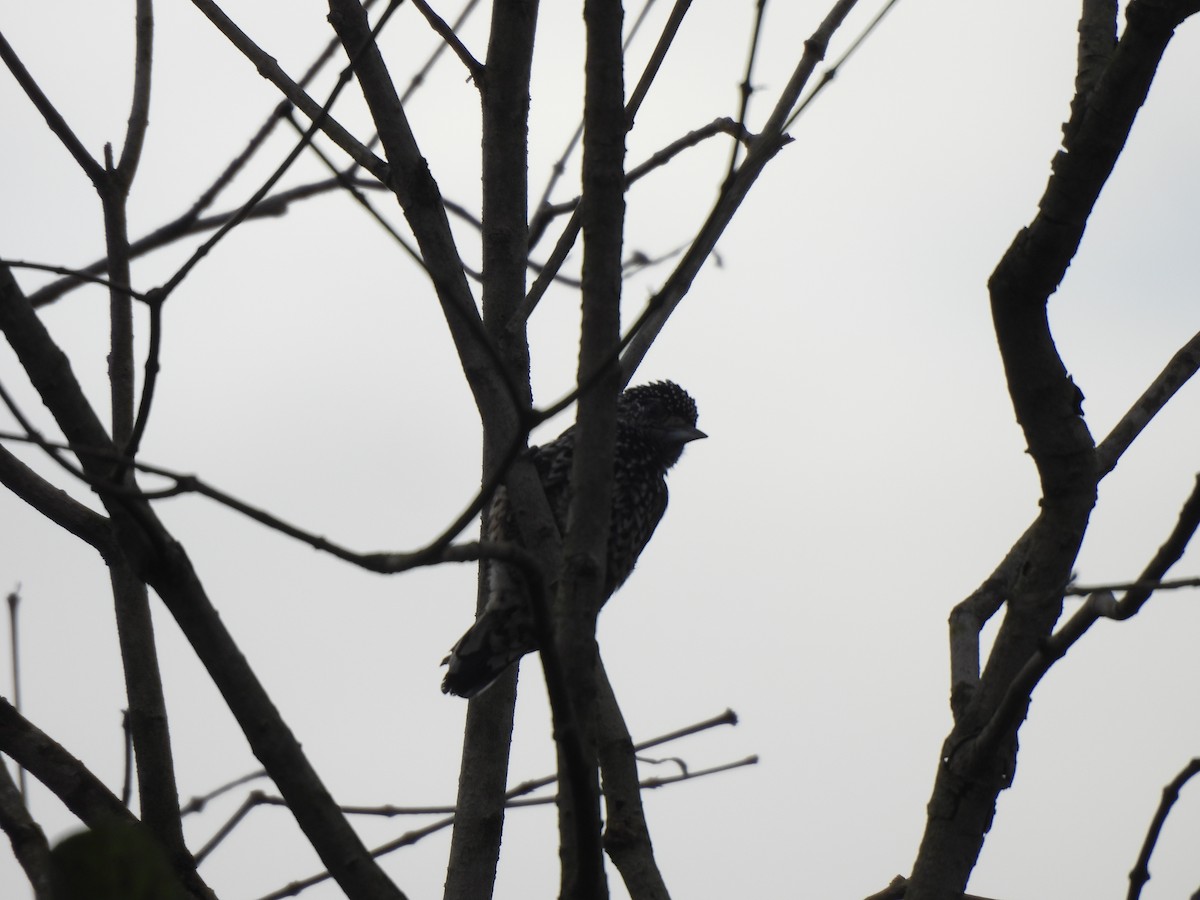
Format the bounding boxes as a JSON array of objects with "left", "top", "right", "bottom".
[{"left": 2, "top": 2, "right": 1200, "bottom": 898}]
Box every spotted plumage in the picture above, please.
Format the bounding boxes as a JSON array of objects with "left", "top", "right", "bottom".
[{"left": 441, "top": 381, "right": 705, "bottom": 697}]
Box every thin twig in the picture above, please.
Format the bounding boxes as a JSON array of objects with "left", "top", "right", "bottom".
[
  {"left": 180, "top": 769, "right": 269, "bottom": 815},
  {"left": 619, "top": 0, "right": 863, "bottom": 383},
  {"left": 411, "top": 0, "right": 483, "bottom": 81},
  {"left": 28, "top": 0, "right": 388, "bottom": 309},
  {"left": 1128, "top": 758, "right": 1200, "bottom": 900},
  {"left": 724, "top": 0, "right": 768, "bottom": 187},
  {"left": 0, "top": 29, "right": 104, "bottom": 184},
  {"left": 1066, "top": 576, "right": 1200, "bottom": 596},
  {"left": 188, "top": 0, "right": 388, "bottom": 179},
  {"left": 253, "top": 713, "right": 748, "bottom": 900},
  {"left": 530, "top": 0, "right": 676, "bottom": 233},
  {"left": 2, "top": 259, "right": 149, "bottom": 301},
  {"left": 1097, "top": 329, "right": 1200, "bottom": 476},
  {"left": 116, "top": 0, "right": 154, "bottom": 181},
  {"left": 783, "top": 0, "right": 903, "bottom": 131},
  {"left": 194, "top": 791, "right": 263, "bottom": 865},
  {"left": 525, "top": 117, "right": 752, "bottom": 272},
  {"left": 155, "top": 34, "right": 373, "bottom": 301},
  {"left": 6, "top": 586, "right": 25, "bottom": 800},
  {"left": 968, "top": 475, "right": 1200, "bottom": 772}
]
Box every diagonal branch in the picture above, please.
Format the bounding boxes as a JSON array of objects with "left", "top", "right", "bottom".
[
  {"left": 188, "top": 0, "right": 389, "bottom": 179},
  {"left": 619, "top": 0, "right": 861, "bottom": 382},
  {"left": 0, "top": 757, "right": 52, "bottom": 900},
  {"left": 326, "top": 0, "right": 520, "bottom": 438},
  {"left": 411, "top": 0, "right": 484, "bottom": 82},
  {"left": 1097, "top": 329, "right": 1200, "bottom": 476},
  {"left": 0, "top": 29, "right": 103, "bottom": 184}
]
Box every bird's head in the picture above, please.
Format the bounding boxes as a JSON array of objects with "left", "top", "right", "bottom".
[{"left": 619, "top": 381, "right": 706, "bottom": 468}]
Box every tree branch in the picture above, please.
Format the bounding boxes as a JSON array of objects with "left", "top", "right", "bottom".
[
  {"left": 188, "top": 0, "right": 388, "bottom": 179},
  {"left": 1127, "top": 757, "right": 1200, "bottom": 900},
  {"left": 0, "top": 29, "right": 104, "bottom": 184},
  {"left": 596, "top": 663, "right": 670, "bottom": 900},
  {"left": 116, "top": 0, "right": 154, "bottom": 181},
  {"left": 443, "top": 1, "right": 539, "bottom": 897},
  {"left": 619, "top": 0, "right": 863, "bottom": 381},
  {"left": 411, "top": 0, "right": 484, "bottom": 82},
  {"left": 0, "top": 757, "right": 52, "bottom": 900},
  {"left": 910, "top": 5, "right": 1200, "bottom": 895},
  {"left": 1097, "top": 328, "right": 1200, "bottom": 476},
  {"left": 0, "top": 252, "right": 407, "bottom": 900}
]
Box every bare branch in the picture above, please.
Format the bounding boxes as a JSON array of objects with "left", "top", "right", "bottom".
[
  {"left": 782, "top": 0, "right": 903, "bottom": 131},
  {"left": 1066, "top": 575, "right": 1200, "bottom": 595},
  {"left": 1075, "top": 0, "right": 1118, "bottom": 102},
  {"left": 0, "top": 443, "right": 114, "bottom": 556},
  {"left": 724, "top": 0, "right": 768, "bottom": 185},
  {"left": 2, "top": 258, "right": 149, "bottom": 301},
  {"left": 116, "top": 0, "right": 154, "bottom": 181},
  {"left": 1097, "top": 329, "right": 1200, "bottom": 476},
  {"left": 327, "top": 0, "right": 525, "bottom": 443},
  {"left": 1128, "top": 758, "right": 1200, "bottom": 900},
  {"left": 194, "top": 791, "right": 263, "bottom": 865},
  {"left": 0, "top": 29, "right": 103, "bottom": 184},
  {"left": 911, "top": 4, "right": 1200, "bottom": 895},
  {"left": 1, "top": 244, "right": 407, "bottom": 900},
  {"left": 525, "top": 117, "right": 752, "bottom": 267},
  {"left": 442, "top": 0, "right": 541, "bottom": 896},
  {"left": 618, "top": 0, "right": 867, "bottom": 382},
  {"left": 188, "top": 0, "right": 388, "bottom": 179},
  {"left": 411, "top": 0, "right": 484, "bottom": 82},
  {"left": 0, "top": 757, "right": 51, "bottom": 900},
  {"left": 180, "top": 770, "right": 268, "bottom": 816},
  {"left": 0, "top": 697, "right": 136, "bottom": 828},
  {"left": 256, "top": 711, "right": 747, "bottom": 900},
  {"left": 597, "top": 663, "right": 670, "bottom": 900},
  {"left": 531, "top": 0, "right": 692, "bottom": 233},
  {"left": 156, "top": 44, "right": 371, "bottom": 303},
  {"left": 947, "top": 525, "right": 1034, "bottom": 719},
  {"left": 5, "top": 588, "right": 26, "bottom": 803},
  {"left": 967, "top": 474, "right": 1200, "bottom": 805}
]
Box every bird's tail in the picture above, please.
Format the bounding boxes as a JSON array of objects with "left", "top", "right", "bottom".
[{"left": 441, "top": 607, "right": 533, "bottom": 698}]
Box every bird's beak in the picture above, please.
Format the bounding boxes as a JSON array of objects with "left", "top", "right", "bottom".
[{"left": 668, "top": 425, "right": 707, "bottom": 444}]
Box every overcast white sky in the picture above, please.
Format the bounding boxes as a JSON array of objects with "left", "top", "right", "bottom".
[{"left": 3, "top": 2, "right": 1200, "bottom": 898}]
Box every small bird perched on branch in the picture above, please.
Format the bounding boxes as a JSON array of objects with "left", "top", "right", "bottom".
[{"left": 442, "top": 380, "right": 706, "bottom": 698}]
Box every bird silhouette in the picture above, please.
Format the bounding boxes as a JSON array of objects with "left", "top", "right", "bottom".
[{"left": 441, "top": 381, "right": 705, "bottom": 697}]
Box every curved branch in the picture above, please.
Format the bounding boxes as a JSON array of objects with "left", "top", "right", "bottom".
[{"left": 1128, "top": 758, "right": 1200, "bottom": 900}]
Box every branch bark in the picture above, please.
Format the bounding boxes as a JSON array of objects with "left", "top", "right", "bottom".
[
  {"left": 444, "top": 3, "right": 539, "bottom": 899},
  {"left": 907, "top": 3, "right": 1200, "bottom": 897}
]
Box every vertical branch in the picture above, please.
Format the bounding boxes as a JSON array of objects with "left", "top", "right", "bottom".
[
  {"left": 117, "top": 0, "right": 155, "bottom": 181},
  {"left": 444, "top": 3, "right": 539, "bottom": 900},
  {"left": 596, "top": 662, "right": 669, "bottom": 900},
  {"left": 5, "top": 587, "right": 24, "bottom": 800},
  {"left": 86, "top": 6, "right": 189, "bottom": 874},
  {"left": 553, "top": 0, "right": 626, "bottom": 896}
]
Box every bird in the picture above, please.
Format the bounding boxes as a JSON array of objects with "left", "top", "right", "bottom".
[{"left": 441, "top": 380, "right": 705, "bottom": 698}]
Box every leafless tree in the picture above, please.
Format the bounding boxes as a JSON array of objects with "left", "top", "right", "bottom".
[{"left": 1, "top": 1, "right": 1199, "bottom": 900}]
